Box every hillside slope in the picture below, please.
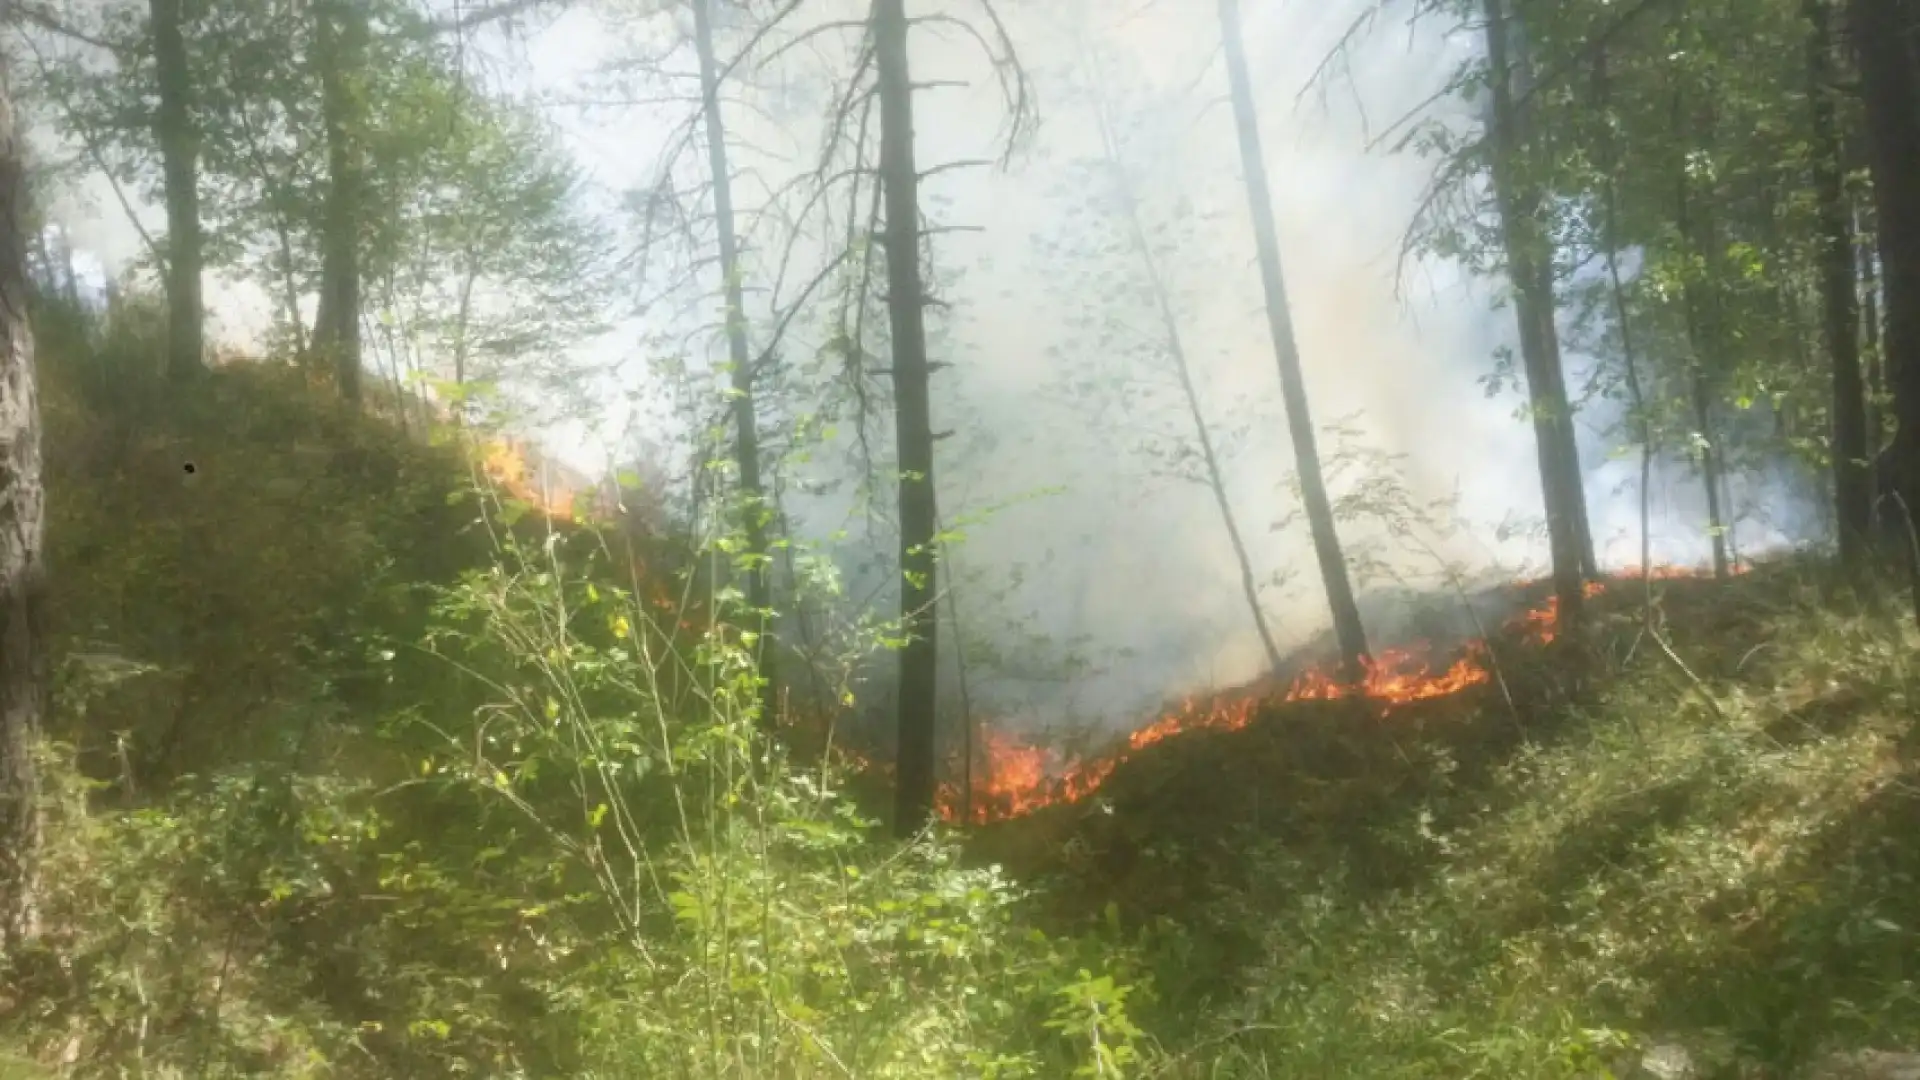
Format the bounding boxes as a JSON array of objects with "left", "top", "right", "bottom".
[{"left": 971, "top": 562, "right": 1920, "bottom": 1077}]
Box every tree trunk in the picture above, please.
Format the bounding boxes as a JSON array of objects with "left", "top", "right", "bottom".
[
  {"left": 1852, "top": 0, "right": 1920, "bottom": 546},
  {"left": 150, "top": 0, "right": 205, "bottom": 381},
  {"left": 692, "top": 0, "right": 777, "bottom": 730},
  {"left": 0, "top": 57, "right": 49, "bottom": 953},
  {"left": 1481, "top": 0, "right": 1589, "bottom": 626},
  {"left": 1807, "top": 0, "right": 1872, "bottom": 571},
  {"left": 312, "top": 0, "right": 365, "bottom": 406},
  {"left": 1859, "top": 212, "right": 1883, "bottom": 454},
  {"left": 1509, "top": 7, "right": 1596, "bottom": 583},
  {"left": 874, "top": 0, "right": 939, "bottom": 836},
  {"left": 1085, "top": 59, "right": 1282, "bottom": 672},
  {"left": 1216, "top": 0, "right": 1369, "bottom": 678},
  {"left": 1673, "top": 85, "right": 1734, "bottom": 580}
]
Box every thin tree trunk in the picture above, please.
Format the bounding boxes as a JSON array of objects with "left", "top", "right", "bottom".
[
  {"left": 27, "top": 223, "right": 49, "bottom": 299},
  {"left": 0, "top": 56, "right": 49, "bottom": 952},
  {"left": 1683, "top": 90, "right": 1734, "bottom": 579},
  {"left": 278, "top": 226, "right": 306, "bottom": 356},
  {"left": 452, "top": 263, "right": 475, "bottom": 392},
  {"left": 1859, "top": 213, "right": 1883, "bottom": 453},
  {"left": 313, "top": 0, "right": 365, "bottom": 406},
  {"left": 1532, "top": 255, "right": 1598, "bottom": 581},
  {"left": 1687, "top": 368, "right": 1731, "bottom": 576},
  {"left": 58, "top": 233, "right": 77, "bottom": 308},
  {"left": 1216, "top": 0, "right": 1369, "bottom": 678},
  {"left": 1602, "top": 130, "right": 1655, "bottom": 605},
  {"left": 1807, "top": 0, "right": 1871, "bottom": 571},
  {"left": 1510, "top": 9, "right": 1596, "bottom": 583},
  {"left": 692, "top": 0, "right": 777, "bottom": 730},
  {"left": 227, "top": 98, "right": 306, "bottom": 354},
  {"left": 1850, "top": 0, "right": 1920, "bottom": 620},
  {"left": 934, "top": 509, "right": 976, "bottom": 825},
  {"left": 1482, "top": 0, "right": 1588, "bottom": 628},
  {"left": 150, "top": 0, "right": 204, "bottom": 380},
  {"left": 376, "top": 278, "right": 408, "bottom": 435},
  {"left": 874, "top": 0, "right": 940, "bottom": 836},
  {"left": 1593, "top": 55, "right": 1654, "bottom": 594},
  {"left": 1085, "top": 57, "right": 1282, "bottom": 672}
]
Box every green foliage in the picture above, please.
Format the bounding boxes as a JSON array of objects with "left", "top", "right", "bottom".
[
  {"left": 7, "top": 306, "right": 1136, "bottom": 1078},
  {"left": 1012, "top": 565, "right": 1920, "bottom": 1077},
  {"left": 26, "top": 0, "right": 608, "bottom": 400}
]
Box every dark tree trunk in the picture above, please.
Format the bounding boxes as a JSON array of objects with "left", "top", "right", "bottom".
[
  {"left": 1850, "top": 0, "right": 1920, "bottom": 616},
  {"left": 1482, "top": 0, "right": 1590, "bottom": 627},
  {"left": 1217, "top": 0, "right": 1370, "bottom": 678},
  {"left": 1807, "top": 0, "right": 1872, "bottom": 571},
  {"left": 692, "top": 0, "right": 777, "bottom": 729},
  {"left": 874, "top": 0, "right": 940, "bottom": 836},
  {"left": 150, "top": 0, "right": 204, "bottom": 381},
  {"left": 313, "top": 0, "right": 365, "bottom": 406},
  {"left": 0, "top": 58, "right": 49, "bottom": 953}
]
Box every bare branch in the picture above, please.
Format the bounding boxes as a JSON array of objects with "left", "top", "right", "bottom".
[
  {"left": 748, "top": 17, "right": 869, "bottom": 76},
  {"left": 22, "top": 33, "right": 163, "bottom": 266},
  {"left": 918, "top": 158, "right": 990, "bottom": 180},
  {"left": 430, "top": 0, "right": 562, "bottom": 35},
  {"left": 13, "top": 1, "right": 134, "bottom": 54},
  {"left": 910, "top": 8, "right": 1033, "bottom": 165}
]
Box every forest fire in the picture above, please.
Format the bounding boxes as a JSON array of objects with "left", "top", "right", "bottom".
[
  {"left": 468, "top": 438, "right": 1752, "bottom": 829},
  {"left": 934, "top": 563, "right": 1743, "bottom": 825},
  {"left": 477, "top": 438, "right": 579, "bottom": 519}
]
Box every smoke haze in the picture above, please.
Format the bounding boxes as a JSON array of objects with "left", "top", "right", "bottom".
[{"left": 36, "top": 0, "right": 1813, "bottom": 728}]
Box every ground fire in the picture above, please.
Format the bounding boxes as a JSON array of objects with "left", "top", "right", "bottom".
[
  {"left": 930, "top": 564, "right": 1744, "bottom": 826},
  {"left": 470, "top": 444, "right": 1744, "bottom": 829}
]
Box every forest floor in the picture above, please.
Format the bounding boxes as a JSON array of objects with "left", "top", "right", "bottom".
[
  {"left": 969, "top": 560, "right": 1920, "bottom": 1077},
  {"left": 5, "top": 314, "right": 1919, "bottom": 1076}
]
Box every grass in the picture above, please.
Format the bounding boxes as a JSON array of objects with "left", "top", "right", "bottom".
[
  {"left": 8, "top": 298, "right": 1920, "bottom": 1077},
  {"left": 974, "top": 561, "right": 1920, "bottom": 1077}
]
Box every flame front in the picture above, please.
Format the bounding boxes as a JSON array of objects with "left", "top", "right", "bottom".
[
  {"left": 934, "top": 565, "right": 1741, "bottom": 825},
  {"left": 478, "top": 438, "right": 577, "bottom": 519}
]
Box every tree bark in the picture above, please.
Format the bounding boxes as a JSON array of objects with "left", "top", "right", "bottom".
[
  {"left": 150, "top": 0, "right": 205, "bottom": 381},
  {"left": 1482, "top": 0, "right": 1590, "bottom": 626},
  {"left": 1670, "top": 84, "right": 1734, "bottom": 580},
  {"left": 1807, "top": 0, "right": 1872, "bottom": 572},
  {"left": 1851, "top": 0, "right": 1920, "bottom": 546},
  {"left": 874, "top": 0, "right": 939, "bottom": 836},
  {"left": 1859, "top": 213, "right": 1883, "bottom": 455},
  {"left": 1084, "top": 56, "right": 1282, "bottom": 672},
  {"left": 313, "top": 0, "right": 366, "bottom": 406},
  {"left": 692, "top": 0, "right": 777, "bottom": 730},
  {"left": 0, "top": 52, "right": 49, "bottom": 953},
  {"left": 1216, "top": 0, "right": 1370, "bottom": 678}
]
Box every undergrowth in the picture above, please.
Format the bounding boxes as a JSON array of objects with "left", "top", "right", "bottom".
[
  {"left": 1100, "top": 568, "right": 1920, "bottom": 1078},
  {"left": 4, "top": 297, "right": 1141, "bottom": 1078},
  {"left": 5, "top": 298, "right": 1918, "bottom": 1079}
]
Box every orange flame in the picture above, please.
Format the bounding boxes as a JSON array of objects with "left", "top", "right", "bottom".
[
  {"left": 478, "top": 438, "right": 577, "bottom": 519},
  {"left": 931, "top": 563, "right": 1746, "bottom": 825},
  {"left": 472, "top": 440, "right": 711, "bottom": 634}
]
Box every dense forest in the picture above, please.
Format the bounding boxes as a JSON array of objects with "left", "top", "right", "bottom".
[{"left": 0, "top": 0, "right": 1916, "bottom": 1075}]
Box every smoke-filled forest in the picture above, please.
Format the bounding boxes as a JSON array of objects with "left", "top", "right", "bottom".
[{"left": 0, "top": 0, "right": 1917, "bottom": 1074}]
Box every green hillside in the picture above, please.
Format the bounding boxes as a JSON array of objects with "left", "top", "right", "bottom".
[{"left": 5, "top": 301, "right": 1917, "bottom": 1079}]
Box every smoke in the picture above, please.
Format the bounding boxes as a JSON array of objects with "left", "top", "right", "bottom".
[{"left": 36, "top": 0, "right": 1820, "bottom": 735}]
